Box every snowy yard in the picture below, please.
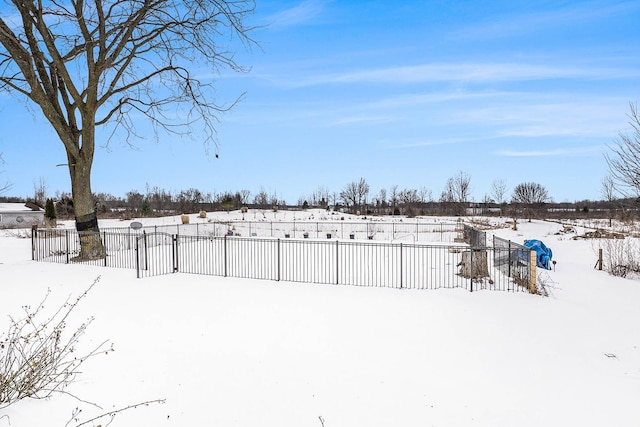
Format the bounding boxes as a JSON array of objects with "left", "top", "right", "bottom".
[{"left": 1, "top": 212, "right": 640, "bottom": 426}]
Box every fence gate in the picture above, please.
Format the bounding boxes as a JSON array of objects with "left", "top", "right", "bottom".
[{"left": 136, "top": 232, "right": 177, "bottom": 278}]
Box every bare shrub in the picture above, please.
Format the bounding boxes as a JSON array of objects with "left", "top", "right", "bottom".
[
  {"left": 0, "top": 277, "right": 111, "bottom": 409},
  {"left": 599, "top": 237, "right": 640, "bottom": 278}
]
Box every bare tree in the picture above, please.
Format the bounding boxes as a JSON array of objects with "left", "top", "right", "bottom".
[
  {"left": 450, "top": 171, "right": 472, "bottom": 205},
  {"left": 237, "top": 189, "right": 251, "bottom": 207},
  {"left": 340, "top": 178, "right": 369, "bottom": 214},
  {"left": 399, "top": 187, "right": 420, "bottom": 217},
  {"left": 268, "top": 191, "right": 280, "bottom": 207},
  {"left": 491, "top": 178, "right": 508, "bottom": 216},
  {"left": 511, "top": 182, "right": 549, "bottom": 222},
  {"left": 125, "top": 189, "right": 145, "bottom": 213},
  {"left": 601, "top": 175, "right": 618, "bottom": 227},
  {"left": 442, "top": 171, "right": 472, "bottom": 215},
  {"left": 311, "top": 185, "right": 330, "bottom": 208},
  {"left": 253, "top": 187, "right": 269, "bottom": 207},
  {"left": 389, "top": 185, "right": 399, "bottom": 214},
  {"left": 176, "top": 188, "right": 203, "bottom": 213},
  {"left": 145, "top": 184, "right": 172, "bottom": 214},
  {"left": 329, "top": 192, "right": 339, "bottom": 210},
  {"left": 605, "top": 103, "right": 640, "bottom": 197},
  {"left": 418, "top": 186, "right": 432, "bottom": 203},
  {"left": 0, "top": 0, "right": 255, "bottom": 259},
  {"left": 32, "top": 177, "right": 48, "bottom": 207},
  {"left": 0, "top": 153, "right": 11, "bottom": 195},
  {"left": 377, "top": 188, "right": 387, "bottom": 214}
]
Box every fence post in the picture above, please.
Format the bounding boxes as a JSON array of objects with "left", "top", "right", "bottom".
[
  {"left": 336, "top": 239, "right": 339, "bottom": 285},
  {"left": 135, "top": 236, "right": 140, "bottom": 278},
  {"left": 277, "top": 238, "right": 281, "bottom": 281},
  {"left": 143, "top": 231, "right": 148, "bottom": 272},
  {"left": 224, "top": 235, "right": 228, "bottom": 277},
  {"left": 400, "top": 242, "right": 403, "bottom": 289},
  {"left": 508, "top": 240, "right": 512, "bottom": 278},
  {"left": 173, "top": 235, "right": 179, "bottom": 273},
  {"left": 65, "top": 229, "right": 70, "bottom": 264},
  {"left": 529, "top": 250, "right": 537, "bottom": 294},
  {"left": 469, "top": 247, "right": 473, "bottom": 292},
  {"left": 597, "top": 248, "right": 603, "bottom": 271},
  {"left": 103, "top": 231, "right": 107, "bottom": 267},
  {"left": 31, "top": 226, "right": 36, "bottom": 260}
]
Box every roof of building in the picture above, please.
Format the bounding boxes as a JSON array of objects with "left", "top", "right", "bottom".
[{"left": 0, "top": 203, "right": 42, "bottom": 212}]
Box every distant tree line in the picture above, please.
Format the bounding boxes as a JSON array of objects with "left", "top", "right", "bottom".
[
  {"left": 0, "top": 167, "right": 640, "bottom": 221},
  {"left": 1, "top": 169, "right": 639, "bottom": 222}
]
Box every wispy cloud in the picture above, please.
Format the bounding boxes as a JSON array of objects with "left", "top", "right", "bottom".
[
  {"left": 331, "top": 115, "right": 395, "bottom": 126},
  {"left": 453, "top": 1, "right": 640, "bottom": 40},
  {"left": 275, "top": 62, "right": 639, "bottom": 88},
  {"left": 383, "top": 136, "right": 489, "bottom": 149},
  {"left": 266, "top": 0, "right": 328, "bottom": 29},
  {"left": 495, "top": 146, "right": 605, "bottom": 157}
]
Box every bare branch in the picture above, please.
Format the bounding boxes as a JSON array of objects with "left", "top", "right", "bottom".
[
  {"left": 0, "top": 0, "right": 255, "bottom": 258},
  {"left": 605, "top": 102, "right": 640, "bottom": 197},
  {"left": 66, "top": 398, "right": 166, "bottom": 427}
]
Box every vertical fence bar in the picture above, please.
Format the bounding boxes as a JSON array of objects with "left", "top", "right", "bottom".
[
  {"left": 508, "top": 240, "right": 512, "bottom": 279},
  {"left": 144, "top": 231, "right": 149, "bottom": 272},
  {"left": 277, "top": 238, "right": 281, "bottom": 281},
  {"left": 135, "top": 236, "right": 139, "bottom": 278},
  {"left": 469, "top": 248, "right": 473, "bottom": 292},
  {"left": 65, "top": 230, "right": 69, "bottom": 264},
  {"left": 172, "top": 235, "right": 178, "bottom": 273},
  {"left": 399, "top": 242, "right": 403, "bottom": 289},
  {"left": 224, "top": 235, "right": 228, "bottom": 277},
  {"left": 31, "top": 227, "right": 36, "bottom": 260},
  {"left": 335, "top": 239, "right": 339, "bottom": 285}
]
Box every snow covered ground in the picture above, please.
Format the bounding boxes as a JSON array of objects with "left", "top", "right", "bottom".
[{"left": 1, "top": 211, "right": 640, "bottom": 426}]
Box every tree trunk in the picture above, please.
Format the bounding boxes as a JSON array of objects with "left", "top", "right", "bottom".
[
  {"left": 68, "top": 148, "right": 105, "bottom": 261},
  {"left": 459, "top": 250, "right": 489, "bottom": 279}
]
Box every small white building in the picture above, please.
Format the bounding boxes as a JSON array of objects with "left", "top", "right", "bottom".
[{"left": 0, "top": 203, "right": 44, "bottom": 228}]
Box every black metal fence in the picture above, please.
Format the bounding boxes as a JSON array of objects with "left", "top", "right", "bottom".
[
  {"left": 31, "top": 229, "right": 140, "bottom": 268},
  {"left": 100, "top": 220, "right": 462, "bottom": 242},
  {"left": 492, "top": 236, "right": 533, "bottom": 291},
  {"left": 462, "top": 224, "right": 487, "bottom": 248},
  {"left": 32, "top": 228, "right": 536, "bottom": 292}
]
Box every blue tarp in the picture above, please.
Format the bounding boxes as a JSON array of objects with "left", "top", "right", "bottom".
[{"left": 524, "top": 240, "right": 553, "bottom": 270}]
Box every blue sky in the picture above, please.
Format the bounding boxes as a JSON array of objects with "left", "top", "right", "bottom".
[{"left": 1, "top": 0, "right": 639, "bottom": 204}]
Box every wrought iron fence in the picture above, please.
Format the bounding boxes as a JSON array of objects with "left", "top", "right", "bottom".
[
  {"left": 32, "top": 228, "right": 536, "bottom": 292},
  {"left": 31, "top": 228, "right": 139, "bottom": 268},
  {"left": 463, "top": 224, "right": 487, "bottom": 248},
  {"left": 134, "top": 233, "right": 534, "bottom": 291},
  {"left": 99, "top": 220, "right": 462, "bottom": 242},
  {"left": 492, "top": 236, "right": 533, "bottom": 290}
]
